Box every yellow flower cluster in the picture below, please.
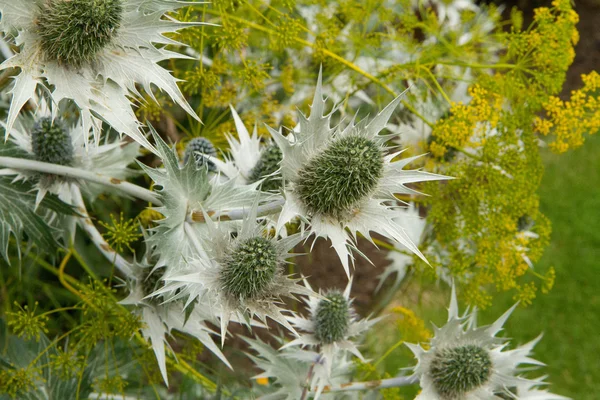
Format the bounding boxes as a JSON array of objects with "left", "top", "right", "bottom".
[
  {"left": 536, "top": 72, "right": 600, "bottom": 153},
  {"left": 392, "top": 306, "right": 432, "bottom": 345},
  {"left": 431, "top": 85, "right": 503, "bottom": 157}
]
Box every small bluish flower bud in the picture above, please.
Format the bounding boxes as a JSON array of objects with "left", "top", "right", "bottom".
[
  {"left": 31, "top": 117, "right": 74, "bottom": 166},
  {"left": 36, "top": 0, "right": 123, "bottom": 67},
  {"left": 314, "top": 291, "right": 350, "bottom": 344},
  {"left": 248, "top": 144, "right": 283, "bottom": 191},
  {"left": 184, "top": 137, "right": 218, "bottom": 172},
  {"left": 430, "top": 345, "right": 493, "bottom": 399},
  {"left": 296, "top": 135, "right": 383, "bottom": 219},
  {"left": 221, "top": 237, "right": 279, "bottom": 300}
]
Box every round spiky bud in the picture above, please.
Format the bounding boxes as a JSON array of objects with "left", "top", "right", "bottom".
[
  {"left": 221, "top": 237, "right": 279, "bottom": 300},
  {"left": 296, "top": 135, "right": 383, "bottom": 219},
  {"left": 248, "top": 144, "right": 283, "bottom": 191},
  {"left": 314, "top": 291, "right": 350, "bottom": 344},
  {"left": 31, "top": 117, "right": 74, "bottom": 166},
  {"left": 184, "top": 137, "right": 218, "bottom": 172},
  {"left": 36, "top": 0, "right": 123, "bottom": 67},
  {"left": 430, "top": 345, "right": 493, "bottom": 399}
]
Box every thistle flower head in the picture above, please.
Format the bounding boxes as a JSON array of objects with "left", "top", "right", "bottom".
[
  {"left": 314, "top": 291, "right": 350, "bottom": 344},
  {"left": 285, "top": 280, "right": 377, "bottom": 378},
  {"left": 31, "top": 117, "right": 74, "bottom": 166},
  {"left": 221, "top": 236, "right": 279, "bottom": 299},
  {"left": 407, "top": 285, "right": 556, "bottom": 399},
  {"left": 184, "top": 137, "right": 218, "bottom": 172},
  {"left": 247, "top": 143, "right": 283, "bottom": 191},
  {"left": 430, "top": 345, "right": 492, "bottom": 399},
  {"left": 36, "top": 0, "right": 123, "bottom": 67},
  {"left": 159, "top": 202, "right": 313, "bottom": 344},
  {"left": 0, "top": 0, "right": 201, "bottom": 152},
  {"left": 270, "top": 73, "right": 450, "bottom": 276},
  {"left": 296, "top": 135, "right": 383, "bottom": 219}
]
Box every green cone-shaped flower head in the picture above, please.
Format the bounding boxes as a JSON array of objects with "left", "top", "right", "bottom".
[
  {"left": 221, "top": 237, "right": 279, "bottom": 300},
  {"left": 430, "top": 345, "right": 493, "bottom": 399},
  {"left": 184, "top": 137, "right": 218, "bottom": 172},
  {"left": 296, "top": 135, "right": 384, "bottom": 219},
  {"left": 36, "top": 0, "right": 123, "bottom": 67},
  {"left": 31, "top": 117, "right": 74, "bottom": 166},
  {"left": 248, "top": 144, "right": 283, "bottom": 191},
  {"left": 314, "top": 291, "right": 350, "bottom": 344}
]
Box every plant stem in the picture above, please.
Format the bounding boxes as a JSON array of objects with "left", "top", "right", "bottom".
[
  {"left": 189, "top": 197, "right": 285, "bottom": 222},
  {"left": 320, "top": 376, "right": 417, "bottom": 393},
  {"left": 0, "top": 156, "right": 162, "bottom": 205}
]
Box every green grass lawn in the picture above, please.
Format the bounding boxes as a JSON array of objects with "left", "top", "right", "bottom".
[
  {"left": 372, "top": 132, "right": 600, "bottom": 399},
  {"left": 479, "top": 132, "right": 600, "bottom": 398}
]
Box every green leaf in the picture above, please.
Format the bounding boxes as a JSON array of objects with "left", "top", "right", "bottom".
[{"left": 0, "top": 177, "right": 61, "bottom": 264}]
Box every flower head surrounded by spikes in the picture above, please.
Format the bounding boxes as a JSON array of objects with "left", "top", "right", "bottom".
[
  {"left": 0, "top": 0, "right": 203, "bottom": 152},
  {"left": 120, "top": 246, "right": 231, "bottom": 386},
  {"left": 159, "top": 203, "right": 314, "bottom": 343},
  {"left": 210, "top": 107, "right": 283, "bottom": 191},
  {"left": 0, "top": 102, "right": 139, "bottom": 208},
  {"left": 285, "top": 280, "right": 377, "bottom": 377},
  {"left": 269, "top": 74, "right": 449, "bottom": 276},
  {"left": 406, "top": 286, "right": 563, "bottom": 399},
  {"left": 140, "top": 129, "right": 261, "bottom": 273}
]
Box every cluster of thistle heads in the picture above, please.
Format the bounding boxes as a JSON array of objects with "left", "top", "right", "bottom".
[{"left": 0, "top": 0, "right": 567, "bottom": 398}]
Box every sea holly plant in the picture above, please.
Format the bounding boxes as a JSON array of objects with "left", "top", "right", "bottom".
[
  {"left": 0, "top": 0, "right": 593, "bottom": 398},
  {"left": 0, "top": 0, "right": 204, "bottom": 151}
]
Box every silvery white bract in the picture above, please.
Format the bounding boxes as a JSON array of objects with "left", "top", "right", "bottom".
[
  {"left": 0, "top": 0, "right": 203, "bottom": 152},
  {"left": 284, "top": 279, "right": 377, "bottom": 379},
  {"left": 378, "top": 203, "right": 426, "bottom": 291},
  {"left": 140, "top": 129, "right": 262, "bottom": 274},
  {"left": 120, "top": 246, "right": 230, "bottom": 386},
  {"left": 159, "top": 203, "right": 314, "bottom": 343},
  {"left": 269, "top": 73, "right": 449, "bottom": 277},
  {"left": 406, "top": 286, "right": 568, "bottom": 399},
  {"left": 245, "top": 336, "right": 358, "bottom": 400},
  {"left": 0, "top": 101, "right": 139, "bottom": 207}
]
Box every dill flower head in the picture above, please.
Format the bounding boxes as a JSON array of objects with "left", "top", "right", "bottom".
[
  {"left": 31, "top": 117, "right": 74, "bottom": 166},
  {"left": 407, "top": 285, "right": 556, "bottom": 399},
  {"left": 184, "top": 137, "right": 218, "bottom": 171},
  {"left": 36, "top": 0, "right": 123, "bottom": 67},
  {"left": 270, "top": 73, "right": 449, "bottom": 276}
]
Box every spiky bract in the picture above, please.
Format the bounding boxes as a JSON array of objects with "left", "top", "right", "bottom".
[
  {"left": 248, "top": 144, "right": 282, "bottom": 191},
  {"left": 184, "top": 137, "right": 218, "bottom": 172},
  {"left": 36, "top": 0, "right": 123, "bottom": 67},
  {"left": 220, "top": 236, "right": 279, "bottom": 299},
  {"left": 296, "top": 135, "right": 383, "bottom": 219},
  {"left": 31, "top": 117, "right": 74, "bottom": 166},
  {"left": 430, "top": 345, "right": 492, "bottom": 399},
  {"left": 314, "top": 291, "right": 350, "bottom": 344}
]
